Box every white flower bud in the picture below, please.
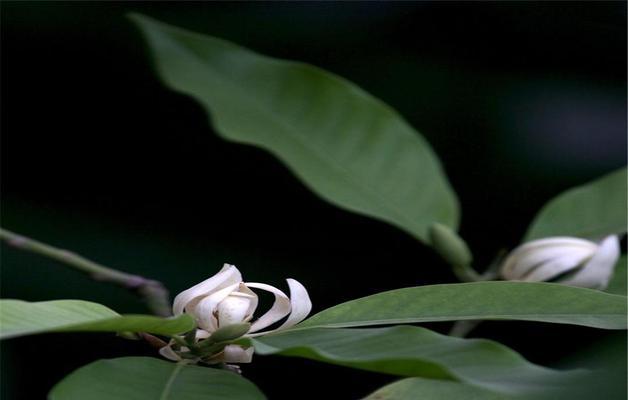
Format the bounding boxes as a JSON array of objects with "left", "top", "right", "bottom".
[{"left": 500, "top": 235, "right": 620, "bottom": 289}]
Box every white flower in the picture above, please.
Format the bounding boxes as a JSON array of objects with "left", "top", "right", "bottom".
[
  {"left": 160, "top": 263, "right": 312, "bottom": 364},
  {"left": 500, "top": 235, "right": 620, "bottom": 289}
]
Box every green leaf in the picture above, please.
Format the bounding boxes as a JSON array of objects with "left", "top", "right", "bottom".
[
  {"left": 0, "top": 299, "right": 194, "bottom": 340},
  {"left": 251, "top": 326, "right": 575, "bottom": 395},
  {"left": 130, "top": 14, "right": 459, "bottom": 243},
  {"left": 297, "top": 282, "right": 627, "bottom": 330},
  {"left": 606, "top": 255, "right": 627, "bottom": 296},
  {"left": 525, "top": 168, "right": 627, "bottom": 240},
  {"left": 49, "top": 357, "right": 266, "bottom": 400},
  {"left": 363, "top": 378, "right": 508, "bottom": 400}
]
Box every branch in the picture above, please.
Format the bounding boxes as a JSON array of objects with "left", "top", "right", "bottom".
[{"left": 0, "top": 227, "right": 172, "bottom": 317}]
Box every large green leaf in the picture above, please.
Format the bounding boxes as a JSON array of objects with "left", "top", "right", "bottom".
[
  {"left": 0, "top": 299, "right": 194, "bottom": 339},
  {"left": 297, "top": 282, "right": 627, "bottom": 330},
  {"left": 525, "top": 168, "right": 627, "bottom": 240},
  {"left": 251, "top": 326, "right": 575, "bottom": 395},
  {"left": 49, "top": 357, "right": 265, "bottom": 400},
  {"left": 606, "top": 255, "right": 627, "bottom": 296},
  {"left": 130, "top": 14, "right": 459, "bottom": 243},
  {"left": 363, "top": 377, "right": 507, "bottom": 400}
]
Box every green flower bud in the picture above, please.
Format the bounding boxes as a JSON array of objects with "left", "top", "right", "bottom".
[
  {"left": 428, "top": 223, "right": 472, "bottom": 268},
  {"left": 208, "top": 322, "right": 251, "bottom": 343}
]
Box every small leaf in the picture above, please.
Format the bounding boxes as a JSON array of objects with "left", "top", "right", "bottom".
[
  {"left": 49, "top": 356, "right": 266, "bottom": 400},
  {"left": 525, "top": 168, "right": 627, "bottom": 240},
  {"left": 0, "top": 299, "right": 194, "bottom": 340},
  {"left": 251, "top": 326, "right": 576, "bottom": 395},
  {"left": 296, "top": 282, "right": 627, "bottom": 330},
  {"left": 363, "top": 378, "right": 507, "bottom": 400},
  {"left": 605, "top": 255, "right": 627, "bottom": 296},
  {"left": 130, "top": 14, "right": 459, "bottom": 243}
]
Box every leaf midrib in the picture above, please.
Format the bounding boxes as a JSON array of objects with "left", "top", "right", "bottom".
[{"left": 159, "top": 362, "right": 186, "bottom": 400}]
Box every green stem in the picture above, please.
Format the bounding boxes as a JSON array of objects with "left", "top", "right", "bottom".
[
  {"left": 448, "top": 319, "right": 481, "bottom": 337},
  {"left": 170, "top": 335, "right": 190, "bottom": 348},
  {"left": 448, "top": 250, "right": 508, "bottom": 337},
  {"left": 451, "top": 264, "right": 482, "bottom": 283},
  {"left": 0, "top": 227, "right": 171, "bottom": 317}
]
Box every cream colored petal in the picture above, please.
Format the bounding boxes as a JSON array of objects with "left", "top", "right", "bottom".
[
  {"left": 276, "top": 278, "right": 312, "bottom": 331},
  {"left": 217, "top": 294, "right": 254, "bottom": 327},
  {"left": 500, "top": 239, "right": 595, "bottom": 280},
  {"left": 222, "top": 345, "right": 255, "bottom": 364},
  {"left": 235, "top": 283, "right": 259, "bottom": 321},
  {"left": 194, "top": 283, "right": 240, "bottom": 331},
  {"left": 195, "top": 329, "right": 211, "bottom": 340},
  {"left": 172, "top": 264, "right": 242, "bottom": 315},
  {"left": 521, "top": 250, "right": 593, "bottom": 282},
  {"left": 561, "top": 235, "right": 620, "bottom": 289},
  {"left": 158, "top": 343, "right": 181, "bottom": 361},
  {"left": 509, "top": 237, "right": 596, "bottom": 255},
  {"left": 247, "top": 279, "right": 313, "bottom": 337},
  {"left": 245, "top": 282, "right": 291, "bottom": 333}
]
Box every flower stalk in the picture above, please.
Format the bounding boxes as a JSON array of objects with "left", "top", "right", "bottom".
[
  {"left": 428, "top": 223, "right": 480, "bottom": 282},
  {"left": 0, "top": 227, "right": 172, "bottom": 317}
]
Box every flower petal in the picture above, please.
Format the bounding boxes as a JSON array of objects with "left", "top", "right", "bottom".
[
  {"left": 172, "top": 264, "right": 242, "bottom": 316},
  {"left": 158, "top": 342, "right": 181, "bottom": 361},
  {"left": 521, "top": 250, "right": 593, "bottom": 282},
  {"left": 217, "top": 293, "right": 255, "bottom": 327},
  {"left": 247, "top": 279, "right": 312, "bottom": 337},
  {"left": 222, "top": 345, "right": 255, "bottom": 364},
  {"left": 245, "top": 282, "right": 291, "bottom": 333},
  {"left": 234, "top": 283, "right": 259, "bottom": 322},
  {"left": 561, "top": 235, "right": 620, "bottom": 289},
  {"left": 195, "top": 329, "right": 210, "bottom": 340},
  {"left": 500, "top": 238, "right": 595, "bottom": 280},
  {"left": 276, "top": 278, "right": 312, "bottom": 330},
  {"left": 194, "top": 282, "right": 240, "bottom": 331}
]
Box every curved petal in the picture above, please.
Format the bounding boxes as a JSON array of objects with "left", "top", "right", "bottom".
[
  {"left": 195, "top": 329, "right": 210, "bottom": 340},
  {"left": 561, "top": 235, "right": 620, "bottom": 289},
  {"left": 522, "top": 250, "right": 593, "bottom": 282},
  {"left": 222, "top": 345, "right": 255, "bottom": 364},
  {"left": 229, "top": 282, "right": 259, "bottom": 322},
  {"left": 194, "top": 283, "right": 240, "bottom": 331},
  {"left": 245, "top": 282, "right": 291, "bottom": 333},
  {"left": 217, "top": 293, "right": 255, "bottom": 327},
  {"left": 247, "top": 279, "right": 312, "bottom": 337},
  {"left": 172, "top": 264, "right": 242, "bottom": 315},
  {"left": 500, "top": 239, "right": 595, "bottom": 280},
  {"left": 276, "top": 278, "right": 312, "bottom": 330},
  {"left": 158, "top": 342, "right": 181, "bottom": 361},
  {"left": 510, "top": 237, "right": 596, "bottom": 254}
]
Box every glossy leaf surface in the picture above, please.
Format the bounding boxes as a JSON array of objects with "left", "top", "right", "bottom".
[
  {"left": 49, "top": 357, "right": 266, "bottom": 400},
  {"left": 131, "top": 14, "right": 459, "bottom": 243},
  {"left": 0, "top": 299, "right": 194, "bottom": 339}
]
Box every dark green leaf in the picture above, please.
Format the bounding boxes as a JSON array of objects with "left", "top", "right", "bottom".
[
  {"left": 0, "top": 300, "right": 194, "bottom": 339},
  {"left": 251, "top": 326, "right": 575, "bottom": 395},
  {"left": 297, "top": 282, "right": 627, "bottom": 330},
  {"left": 525, "top": 168, "right": 627, "bottom": 240},
  {"left": 49, "top": 357, "right": 266, "bottom": 400},
  {"left": 606, "top": 255, "right": 627, "bottom": 296},
  {"left": 363, "top": 378, "right": 507, "bottom": 400},
  {"left": 130, "top": 14, "right": 459, "bottom": 243}
]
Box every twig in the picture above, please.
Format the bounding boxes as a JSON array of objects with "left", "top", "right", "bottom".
[
  {"left": 451, "top": 264, "right": 482, "bottom": 283},
  {"left": 449, "top": 319, "right": 481, "bottom": 338},
  {"left": 448, "top": 249, "right": 509, "bottom": 337},
  {"left": 0, "top": 227, "right": 172, "bottom": 317}
]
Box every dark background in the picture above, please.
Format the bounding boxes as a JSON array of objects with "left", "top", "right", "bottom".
[{"left": 1, "top": 2, "right": 626, "bottom": 399}]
